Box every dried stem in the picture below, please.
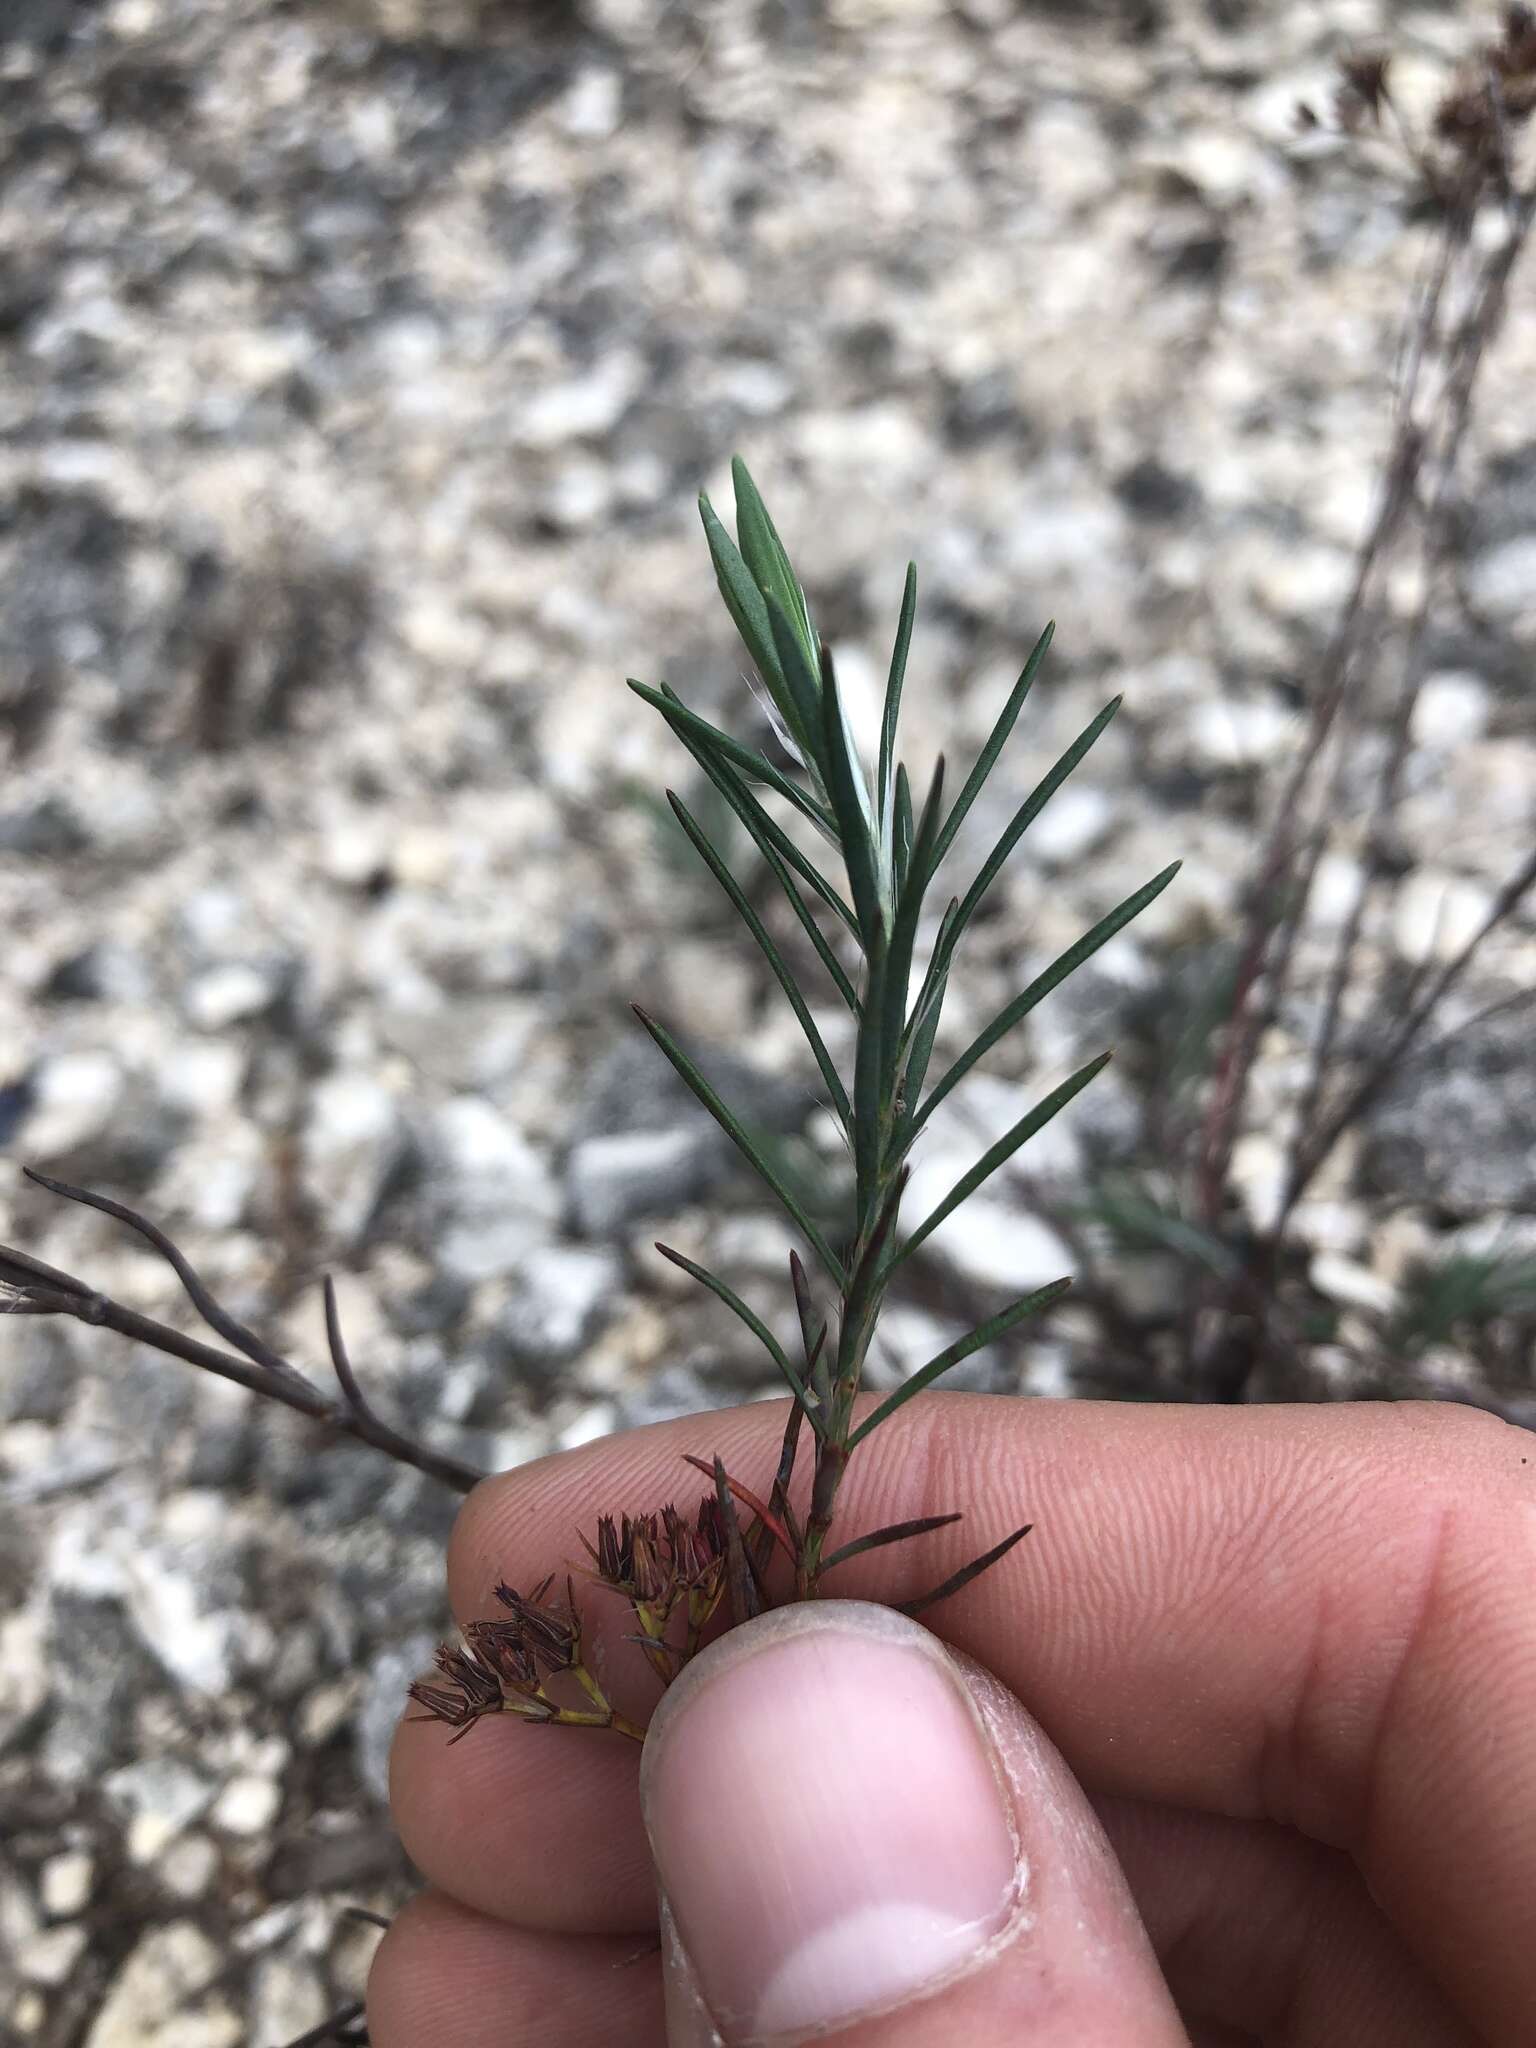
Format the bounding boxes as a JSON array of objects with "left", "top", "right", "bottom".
[{"left": 0, "top": 1169, "right": 483, "bottom": 1496}]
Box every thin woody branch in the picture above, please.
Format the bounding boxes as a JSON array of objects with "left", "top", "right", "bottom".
[{"left": 0, "top": 1168, "right": 484, "bottom": 1497}]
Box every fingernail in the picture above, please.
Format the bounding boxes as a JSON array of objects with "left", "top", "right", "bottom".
[{"left": 640, "top": 1601, "right": 1022, "bottom": 2042}]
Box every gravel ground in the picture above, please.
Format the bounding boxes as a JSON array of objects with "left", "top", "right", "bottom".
[{"left": 2, "top": 1, "right": 1535, "bottom": 2039}]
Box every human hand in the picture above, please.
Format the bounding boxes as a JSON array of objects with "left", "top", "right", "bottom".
[{"left": 368, "top": 1396, "right": 1534, "bottom": 2045}]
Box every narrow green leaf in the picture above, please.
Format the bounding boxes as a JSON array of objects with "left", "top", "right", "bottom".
[
  {"left": 790, "top": 1250, "right": 832, "bottom": 1413},
  {"left": 839, "top": 1167, "right": 912, "bottom": 1393},
  {"left": 759, "top": 589, "right": 827, "bottom": 785},
  {"left": 654, "top": 1242, "right": 827, "bottom": 1434},
  {"left": 667, "top": 790, "right": 852, "bottom": 1131},
  {"left": 628, "top": 680, "right": 834, "bottom": 838},
  {"left": 732, "top": 458, "right": 818, "bottom": 675},
  {"left": 878, "top": 563, "right": 917, "bottom": 821},
  {"left": 816, "top": 639, "right": 885, "bottom": 948},
  {"left": 893, "top": 896, "right": 958, "bottom": 1127},
  {"left": 901, "top": 959, "right": 949, "bottom": 1122},
  {"left": 789, "top": 1249, "right": 826, "bottom": 1370},
  {"left": 851, "top": 944, "right": 887, "bottom": 1215},
  {"left": 879, "top": 756, "right": 946, "bottom": 1106},
  {"left": 656, "top": 683, "right": 861, "bottom": 945},
  {"left": 913, "top": 863, "right": 1180, "bottom": 1133},
  {"left": 938, "top": 696, "right": 1123, "bottom": 973},
  {"left": 633, "top": 1007, "right": 846, "bottom": 1286},
  {"left": 891, "top": 1053, "right": 1111, "bottom": 1274},
  {"left": 849, "top": 1281, "right": 1072, "bottom": 1447},
  {"left": 893, "top": 763, "right": 914, "bottom": 902},
  {"left": 690, "top": 755, "right": 860, "bottom": 1013},
  {"left": 897, "top": 1523, "right": 1034, "bottom": 1618},
  {"left": 820, "top": 1512, "right": 963, "bottom": 1574},
  {"left": 930, "top": 621, "right": 1054, "bottom": 874},
  {"left": 902, "top": 897, "right": 958, "bottom": 1053},
  {"left": 699, "top": 493, "right": 806, "bottom": 752},
  {"left": 700, "top": 475, "right": 820, "bottom": 774}
]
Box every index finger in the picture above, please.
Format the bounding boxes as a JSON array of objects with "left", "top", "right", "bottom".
[{"left": 393, "top": 1395, "right": 1536, "bottom": 2042}]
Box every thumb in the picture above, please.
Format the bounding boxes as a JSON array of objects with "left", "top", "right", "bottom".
[{"left": 640, "top": 1600, "right": 1188, "bottom": 2048}]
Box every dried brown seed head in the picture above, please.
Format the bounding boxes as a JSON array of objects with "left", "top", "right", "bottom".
[
  {"left": 1337, "top": 49, "right": 1391, "bottom": 126},
  {"left": 492, "top": 1577, "right": 582, "bottom": 1673}
]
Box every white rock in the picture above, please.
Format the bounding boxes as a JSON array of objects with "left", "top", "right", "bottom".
[
  {"left": 155, "top": 1041, "right": 245, "bottom": 1118},
  {"left": 132, "top": 1576, "right": 239, "bottom": 1698},
  {"left": 184, "top": 962, "right": 279, "bottom": 1031},
  {"left": 557, "top": 1401, "right": 619, "bottom": 1451},
  {"left": 540, "top": 454, "right": 614, "bottom": 531},
  {"left": 0, "top": 1611, "right": 49, "bottom": 1728},
  {"left": 247, "top": 1957, "right": 326, "bottom": 2048},
  {"left": 499, "top": 1244, "right": 623, "bottom": 1362},
  {"left": 513, "top": 352, "right": 644, "bottom": 449},
  {"left": 922, "top": 1072, "right": 1084, "bottom": 1183},
  {"left": 158, "top": 1835, "right": 220, "bottom": 1902},
  {"left": 568, "top": 1126, "right": 708, "bottom": 1236},
  {"left": 1391, "top": 870, "right": 1493, "bottom": 966},
  {"left": 431, "top": 1098, "right": 560, "bottom": 1278},
  {"left": 356, "top": 1635, "right": 438, "bottom": 1803},
  {"left": 40, "top": 1851, "right": 94, "bottom": 1918},
  {"left": 24, "top": 1924, "right": 88, "bottom": 1986},
  {"left": 899, "top": 1132, "right": 1074, "bottom": 1293},
  {"left": 0, "top": 1871, "right": 38, "bottom": 1954},
  {"left": 212, "top": 1773, "right": 282, "bottom": 1837},
  {"left": 303, "top": 1072, "right": 410, "bottom": 1242},
  {"left": 1466, "top": 535, "right": 1536, "bottom": 624},
  {"left": 1229, "top": 1132, "right": 1287, "bottom": 1233},
  {"left": 321, "top": 819, "right": 387, "bottom": 885},
  {"left": 1307, "top": 851, "right": 1366, "bottom": 930},
  {"left": 714, "top": 357, "right": 794, "bottom": 416},
  {"left": 1411, "top": 670, "right": 1490, "bottom": 750},
  {"left": 437, "top": 1215, "right": 549, "bottom": 1284},
  {"left": 1310, "top": 1254, "right": 1395, "bottom": 1318},
  {"left": 558, "top": 66, "right": 622, "bottom": 140},
  {"left": 1170, "top": 130, "right": 1268, "bottom": 205},
  {"left": 433, "top": 1096, "right": 557, "bottom": 1212},
  {"left": 866, "top": 1305, "right": 988, "bottom": 1393},
  {"left": 1183, "top": 696, "right": 1296, "bottom": 768},
  {"left": 1027, "top": 104, "right": 1118, "bottom": 207},
  {"left": 86, "top": 1923, "right": 239, "bottom": 2048},
  {"left": 659, "top": 938, "right": 758, "bottom": 1041},
  {"left": 103, "top": 1759, "right": 214, "bottom": 1863},
  {"left": 1289, "top": 1200, "right": 1367, "bottom": 1256},
  {"left": 710, "top": 1213, "right": 795, "bottom": 1275},
  {"left": 25, "top": 1051, "right": 125, "bottom": 1157},
  {"left": 297, "top": 1680, "right": 358, "bottom": 1747},
  {"left": 1020, "top": 1345, "right": 1074, "bottom": 1399},
  {"left": 1026, "top": 784, "right": 1114, "bottom": 867}
]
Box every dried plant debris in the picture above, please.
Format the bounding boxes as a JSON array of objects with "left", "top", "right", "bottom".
[{"left": 1300, "top": 11, "right": 1536, "bottom": 197}]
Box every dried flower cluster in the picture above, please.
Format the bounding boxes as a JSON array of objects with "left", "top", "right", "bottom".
[
  {"left": 410, "top": 1493, "right": 740, "bottom": 1738},
  {"left": 409, "top": 1572, "right": 645, "bottom": 1742},
  {"left": 1301, "top": 8, "right": 1536, "bottom": 200}
]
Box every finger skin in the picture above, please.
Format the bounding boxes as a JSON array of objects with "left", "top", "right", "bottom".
[
  {"left": 367, "top": 1889, "right": 665, "bottom": 2048},
  {"left": 648, "top": 1607, "right": 1188, "bottom": 2048},
  {"left": 392, "top": 1396, "right": 1536, "bottom": 2041},
  {"left": 1097, "top": 1798, "right": 1481, "bottom": 2046}
]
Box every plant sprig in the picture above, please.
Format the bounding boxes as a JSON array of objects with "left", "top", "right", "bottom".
[{"left": 405, "top": 460, "right": 1182, "bottom": 1733}]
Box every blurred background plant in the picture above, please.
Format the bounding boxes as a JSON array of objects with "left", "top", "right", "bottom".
[{"left": 2, "top": 4, "right": 1536, "bottom": 2044}]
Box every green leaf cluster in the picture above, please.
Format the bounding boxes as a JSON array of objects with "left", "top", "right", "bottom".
[{"left": 630, "top": 458, "right": 1179, "bottom": 1587}]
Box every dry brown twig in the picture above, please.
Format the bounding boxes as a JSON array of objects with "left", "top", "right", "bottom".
[
  {"left": 1189, "top": 16, "right": 1536, "bottom": 1388},
  {"left": 0, "top": 1167, "right": 486, "bottom": 1495}
]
